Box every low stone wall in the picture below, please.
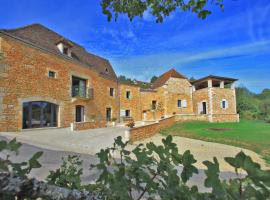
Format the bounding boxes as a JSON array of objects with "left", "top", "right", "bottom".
[
  {"left": 212, "top": 114, "right": 240, "bottom": 123},
  {"left": 130, "top": 116, "right": 175, "bottom": 142},
  {"left": 73, "top": 121, "right": 106, "bottom": 131},
  {"left": 175, "top": 114, "right": 209, "bottom": 122}
]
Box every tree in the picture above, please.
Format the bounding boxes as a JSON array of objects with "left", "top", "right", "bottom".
[
  {"left": 189, "top": 77, "right": 196, "bottom": 82},
  {"left": 118, "top": 75, "right": 134, "bottom": 84},
  {"left": 150, "top": 75, "right": 158, "bottom": 83},
  {"left": 101, "top": 0, "right": 224, "bottom": 23}
]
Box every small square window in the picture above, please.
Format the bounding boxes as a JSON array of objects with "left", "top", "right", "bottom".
[
  {"left": 126, "top": 91, "right": 131, "bottom": 99},
  {"left": 109, "top": 88, "right": 114, "bottom": 96},
  {"left": 48, "top": 71, "right": 56, "bottom": 78},
  {"left": 125, "top": 110, "right": 130, "bottom": 117}
]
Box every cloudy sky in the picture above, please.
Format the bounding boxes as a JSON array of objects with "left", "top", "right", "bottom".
[{"left": 0, "top": 0, "right": 269, "bottom": 93}]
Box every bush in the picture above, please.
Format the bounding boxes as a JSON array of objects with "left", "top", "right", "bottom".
[
  {"left": 47, "top": 155, "right": 83, "bottom": 189},
  {"left": 0, "top": 136, "right": 270, "bottom": 199},
  {"left": 126, "top": 121, "right": 135, "bottom": 128}
]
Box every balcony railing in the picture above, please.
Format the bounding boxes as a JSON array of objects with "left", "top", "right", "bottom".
[{"left": 72, "top": 87, "right": 94, "bottom": 100}]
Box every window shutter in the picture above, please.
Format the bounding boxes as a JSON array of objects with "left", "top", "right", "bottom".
[{"left": 182, "top": 100, "right": 187, "bottom": 108}]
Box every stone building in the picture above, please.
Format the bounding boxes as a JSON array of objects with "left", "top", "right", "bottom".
[{"left": 0, "top": 24, "right": 239, "bottom": 132}]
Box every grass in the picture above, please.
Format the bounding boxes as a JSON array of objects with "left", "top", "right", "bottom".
[{"left": 160, "top": 120, "right": 270, "bottom": 164}]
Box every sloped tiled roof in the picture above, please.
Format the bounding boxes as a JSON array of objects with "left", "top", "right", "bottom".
[
  {"left": 0, "top": 24, "right": 117, "bottom": 81},
  {"left": 152, "top": 68, "right": 188, "bottom": 89}
]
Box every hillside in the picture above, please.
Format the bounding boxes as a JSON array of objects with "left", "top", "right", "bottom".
[{"left": 236, "top": 87, "right": 270, "bottom": 122}]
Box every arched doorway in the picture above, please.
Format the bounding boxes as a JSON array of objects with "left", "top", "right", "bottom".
[{"left": 22, "top": 101, "right": 58, "bottom": 129}]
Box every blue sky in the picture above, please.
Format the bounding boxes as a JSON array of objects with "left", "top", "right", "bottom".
[{"left": 0, "top": 0, "right": 269, "bottom": 93}]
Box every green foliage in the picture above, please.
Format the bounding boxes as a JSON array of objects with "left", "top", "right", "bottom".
[
  {"left": 101, "top": 0, "right": 224, "bottom": 23},
  {"left": 89, "top": 135, "right": 270, "bottom": 199},
  {"left": 236, "top": 87, "right": 270, "bottom": 122},
  {"left": 0, "top": 138, "right": 43, "bottom": 177},
  {"left": 150, "top": 75, "right": 158, "bottom": 83},
  {"left": 91, "top": 135, "right": 200, "bottom": 199},
  {"left": 47, "top": 155, "right": 83, "bottom": 190},
  {"left": 118, "top": 75, "right": 134, "bottom": 84},
  {"left": 0, "top": 136, "right": 270, "bottom": 199}
]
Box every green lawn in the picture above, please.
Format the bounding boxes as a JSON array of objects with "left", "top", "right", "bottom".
[{"left": 160, "top": 120, "right": 270, "bottom": 164}]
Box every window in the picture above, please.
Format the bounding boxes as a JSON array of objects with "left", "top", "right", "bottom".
[
  {"left": 177, "top": 100, "right": 181, "bottom": 108},
  {"left": 126, "top": 91, "right": 131, "bottom": 99},
  {"left": 72, "top": 76, "right": 87, "bottom": 98},
  {"left": 109, "top": 88, "right": 114, "bottom": 97},
  {"left": 48, "top": 71, "right": 56, "bottom": 78},
  {"left": 221, "top": 99, "right": 228, "bottom": 109},
  {"left": 182, "top": 100, "right": 187, "bottom": 108},
  {"left": 125, "top": 110, "right": 131, "bottom": 117},
  {"left": 152, "top": 100, "right": 157, "bottom": 110},
  {"left": 23, "top": 101, "right": 58, "bottom": 129},
  {"left": 75, "top": 105, "right": 84, "bottom": 122},
  {"left": 105, "top": 68, "right": 109, "bottom": 73},
  {"left": 63, "top": 46, "right": 69, "bottom": 55}
]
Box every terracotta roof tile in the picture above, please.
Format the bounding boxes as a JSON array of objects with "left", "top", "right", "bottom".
[{"left": 152, "top": 68, "right": 188, "bottom": 89}]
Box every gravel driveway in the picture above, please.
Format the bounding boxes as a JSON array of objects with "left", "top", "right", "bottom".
[{"left": 0, "top": 127, "right": 128, "bottom": 155}]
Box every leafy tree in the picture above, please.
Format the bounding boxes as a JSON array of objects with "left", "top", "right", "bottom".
[
  {"left": 101, "top": 0, "right": 225, "bottom": 23},
  {"left": 150, "top": 75, "right": 158, "bottom": 83},
  {"left": 236, "top": 86, "right": 270, "bottom": 122},
  {"left": 118, "top": 75, "right": 134, "bottom": 84},
  {"left": 189, "top": 77, "right": 196, "bottom": 81}
]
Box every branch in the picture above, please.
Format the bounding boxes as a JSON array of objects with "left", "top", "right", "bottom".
[{"left": 0, "top": 171, "right": 99, "bottom": 200}]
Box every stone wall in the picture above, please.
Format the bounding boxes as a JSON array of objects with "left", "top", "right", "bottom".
[
  {"left": 192, "top": 88, "right": 210, "bottom": 115},
  {"left": 73, "top": 121, "right": 106, "bottom": 131},
  {"left": 119, "top": 83, "right": 142, "bottom": 121},
  {"left": 163, "top": 78, "right": 194, "bottom": 115},
  {"left": 129, "top": 116, "right": 175, "bottom": 142},
  {"left": 212, "top": 114, "right": 240, "bottom": 123},
  {"left": 0, "top": 33, "right": 119, "bottom": 131},
  {"left": 175, "top": 114, "right": 209, "bottom": 122},
  {"left": 211, "top": 88, "right": 237, "bottom": 115},
  {"left": 140, "top": 90, "right": 164, "bottom": 121}
]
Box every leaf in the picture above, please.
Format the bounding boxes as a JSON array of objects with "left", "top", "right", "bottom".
[
  {"left": 28, "top": 151, "right": 43, "bottom": 169},
  {"left": 7, "top": 138, "right": 22, "bottom": 154},
  {"left": 0, "top": 140, "right": 7, "bottom": 152},
  {"left": 181, "top": 150, "right": 198, "bottom": 183}
]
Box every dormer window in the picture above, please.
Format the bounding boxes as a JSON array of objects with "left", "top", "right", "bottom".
[
  {"left": 56, "top": 39, "right": 73, "bottom": 57},
  {"left": 63, "top": 46, "right": 69, "bottom": 55}
]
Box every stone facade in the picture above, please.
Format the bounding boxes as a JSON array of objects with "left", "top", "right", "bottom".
[
  {"left": 119, "top": 83, "right": 141, "bottom": 122},
  {"left": 0, "top": 24, "right": 239, "bottom": 132},
  {"left": 0, "top": 31, "right": 119, "bottom": 132}
]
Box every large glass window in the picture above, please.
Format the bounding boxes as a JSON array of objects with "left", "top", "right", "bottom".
[
  {"left": 72, "top": 76, "right": 87, "bottom": 98},
  {"left": 22, "top": 101, "right": 58, "bottom": 129}
]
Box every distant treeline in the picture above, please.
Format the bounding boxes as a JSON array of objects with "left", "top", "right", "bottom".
[{"left": 236, "top": 87, "right": 270, "bottom": 122}]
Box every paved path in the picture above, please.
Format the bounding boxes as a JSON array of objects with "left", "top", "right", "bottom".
[
  {"left": 0, "top": 127, "right": 128, "bottom": 155},
  {"left": 136, "top": 135, "right": 269, "bottom": 172}
]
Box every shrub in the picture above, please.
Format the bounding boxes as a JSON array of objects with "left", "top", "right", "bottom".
[
  {"left": 46, "top": 155, "right": 83, "bottom": 189},
  {"left": 126, "top": 121, "right": 135, "bottom": 128}
]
